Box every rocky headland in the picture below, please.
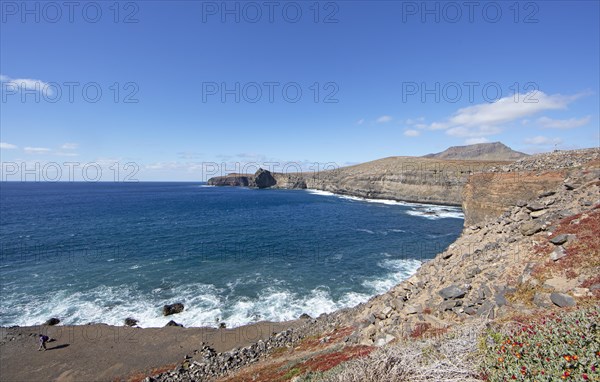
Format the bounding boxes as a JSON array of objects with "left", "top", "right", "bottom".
[{"left": 1, "top": 147, "right": 598, "bottom": 382}]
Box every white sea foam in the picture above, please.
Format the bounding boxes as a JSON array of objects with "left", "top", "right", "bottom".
[
  {"left": 362, "top": 258, "right": 422, "bottom": 294},
  {"left": 405, "top": 206, "right": 464, "bottom": 220},
  {"left": 305, "top": 189, "right": 463, "bottom": 214},
  {"left": 355, "top": 228, "right": 375, "bottom": 234},
  {"left": 0, "top": 258, "right": 423, "bottom": 329}
]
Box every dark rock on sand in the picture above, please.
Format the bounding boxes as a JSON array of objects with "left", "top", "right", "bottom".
[
  {"left": 165, "top": 320, "right": 183, "bottom": 327},
  {"left": 44, "top": 318, "right": 60, "bottom": 326},
  {"left": 124, "top": 318, "right": 138, "bottom": 327}
]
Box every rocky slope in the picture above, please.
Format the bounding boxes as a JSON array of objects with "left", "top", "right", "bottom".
[
  {"left": 350, "top": 148, "right": 599, "bottom": 347},
  {"left": 152, "top": 148, "right": 599, "bottom": 382},
  {"left": 423, "top": 142, "right": 528, "bottom": 161}
]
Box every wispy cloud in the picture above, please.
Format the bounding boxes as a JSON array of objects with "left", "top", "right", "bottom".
[
  {"left": 465, "top": 137, "right": 490, "bottom": 145},
  {"left": 356, "top": 118, "right": 365, "bottom": 125},
  {"left": 376, "top": 115, "right": 393, "bottom": 123},
  {"left": 403, "top": 129, "right": 420, "bottom": 137},
  {"left": 0, "top": 74, "right": 53, "bottom": 96},
  {"left": 0, "top": 142, "right": 18, "bottom": 149},
  {"left": 24, "top": 147, "right": 51, "bottom": 154},
  {"left": 419, "top": 91, "right": 586, "bottom": 140},
  {"left": 537, "top": 115, "right": 591, "bottom": 129},
  {"left": 61, "top": 143, "right": 79, "bottom": 150},
  {"left": 524, "top": 136, "right": 563, "bottom": 146}
]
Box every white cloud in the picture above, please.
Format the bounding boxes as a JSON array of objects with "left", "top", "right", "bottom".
[
  {"left": 404, "top": 129, "right": 420, "bottom": 137},
  {"left": 446, "top": 125, "right": 502, "bottom": 138},
  {"left": 61, "top": 143, "right": 79, "bottom": 150},
  {"left": 356, "top": 118, "right": 365, "bottom": 125},
  {"left": 376, "top": 115, "right": 393, "bottom": 123},
  {"left": 465, "top": 137, "right": 490, "bottom": 145},
  {"left": 24, "top": 147, "right": 51, "bottom": 154},
  {"left": 524, "top": 136, "right": 563, "bottom": 146},
  {"left": 537, "top": 115, "right": 591, "bottom": 129},
  {"left": 420, "top": 91, "right": 585, "bottom": 138},
  {"left": 0, "top": 74, "right": 53, "bottom": 96},
  {"left": 0, "top": 142, "right": 18, "bottom": 149}
]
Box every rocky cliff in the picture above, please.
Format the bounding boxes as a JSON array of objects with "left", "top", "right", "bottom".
[
  {"left": 208, "top": 157, "right": 512, "bottom": 207},
  {"left": 348, "top": 148, "right": 599, "bottom": 346}
]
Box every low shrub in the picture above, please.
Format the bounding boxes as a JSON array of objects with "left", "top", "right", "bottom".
[{"left": 481, "top": 307, "right": 599, "bottom": 381}]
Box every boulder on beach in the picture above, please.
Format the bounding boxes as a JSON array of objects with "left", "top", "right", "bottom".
[
  {"left": 124, "top": 318, "right": 138, "bottom": 327},
  {"left": 163, "top": 303, "right": 185, "bottom": 316},
  {"left": 165, "top": 320, "right": 183, "bottom": 327},
  {"left": 44, "top": 318, "right": 60, "bottom": 326}
]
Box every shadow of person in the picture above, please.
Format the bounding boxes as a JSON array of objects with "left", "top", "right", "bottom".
[{"left": 48, "top": 344, "right": 70, "bottom": 350}]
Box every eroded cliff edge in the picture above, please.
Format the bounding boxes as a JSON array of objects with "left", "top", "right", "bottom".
[{"left": 208, "top": 157, "right": 512, "bottom": 208}]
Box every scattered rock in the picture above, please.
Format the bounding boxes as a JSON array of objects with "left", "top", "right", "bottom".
[
  {"left": 550, "top": 246, "right": 567, "bottom": 261},
  {"left": 299, "top": 313, "right": 312, "bottom": 320},
  {"left": 404, "top": 304, "right": 420, "bottom": 315},
  {"left": 544, "top": 276, "right": 578, "bottom": 292},
  {"left": 374, "top": 334, "right": 395, "bottom": 347},
  {"left": 530, "top": 210, "right": 547, "bottom": 218},
  {"left": 124, "top": 318, "right": 138, "bottom": 326},
  {"left": 526, "top": 202, "right": 545, "bottom": 211},
  {"left": 539, "top": 191, "right": 556, "bottom": 198},
  {"left": 44, "top": 318, "right": 60, "bottom": 326},
  {"left": 219, "top": 323, "right": 226, "bottom": 329},
  {"left": 165, "top": 320, "right": 183, "bottom": 327},
  {"left": 162, "top": 303, "right": 184, "bottom": 316},
  {"left": 494, "top": 293, "right": 508, "bottom": 307},
  {"left": 550, "top": 292, "right": 576, "bottom": 307},
  {"left": 533, "top": 292, "right": 553, "bottom": 308},
  {"left": 550, "top": 234, "right": 569, "bottom": 245},
  {"left": 438, "top": 285, "right": 466, "bottom": 300},
  {"left": 520, "top": 221, "right": 542, "bottom": 236},
  {"left": 572, "top": 288, "right": 591, "bottom": 298}
]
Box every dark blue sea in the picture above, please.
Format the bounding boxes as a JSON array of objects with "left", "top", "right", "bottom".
[{"left": 0, "top": 183, "right": 463, "bottom": 328}]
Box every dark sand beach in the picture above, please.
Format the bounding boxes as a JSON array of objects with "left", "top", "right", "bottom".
[{"left": 0, "top": 321, "right": 300, "bottom": 382}]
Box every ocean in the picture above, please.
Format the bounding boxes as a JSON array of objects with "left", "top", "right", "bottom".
[{"left": 0, "top": 182, "right": 463, "bottom": 328}]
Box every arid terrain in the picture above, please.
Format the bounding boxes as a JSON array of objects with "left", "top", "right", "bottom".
[{"left": 1, "top": 146, "right": 598, "bottom": 382}]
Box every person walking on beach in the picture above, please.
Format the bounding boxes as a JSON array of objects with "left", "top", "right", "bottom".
[{"left": 38, "top": 334, "right": 49, "bottom": 351}]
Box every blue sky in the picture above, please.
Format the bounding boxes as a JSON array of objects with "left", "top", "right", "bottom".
[{"left": 1, "top": 1, "right": 599, "bottom": 180}]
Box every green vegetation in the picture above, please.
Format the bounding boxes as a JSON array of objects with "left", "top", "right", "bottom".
[{"left": 481, "top": 307, "right": 600, "bottom": 381}]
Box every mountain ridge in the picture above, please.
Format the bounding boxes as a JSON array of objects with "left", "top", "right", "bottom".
[{"left": 423, "top": 142, "right": 529, "bottom": 161}]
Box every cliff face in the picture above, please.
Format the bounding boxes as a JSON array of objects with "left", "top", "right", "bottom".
[
  {"left": 462, "top": 171, "right": 565, "bottom": 226},
  {"left": 209, "top": 157, "right": 512, "bottom": 207},
  {"left": 208, "top": 149, "right": 599, "bottom": 227}
]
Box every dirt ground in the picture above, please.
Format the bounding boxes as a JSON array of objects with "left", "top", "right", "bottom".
[{"left": 0, "top": 321, "right": 300, "bottom": 382}]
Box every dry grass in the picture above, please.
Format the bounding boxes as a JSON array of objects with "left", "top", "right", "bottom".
[{"left": 299, "top": 321, "right": 486, "bottom": 382}]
